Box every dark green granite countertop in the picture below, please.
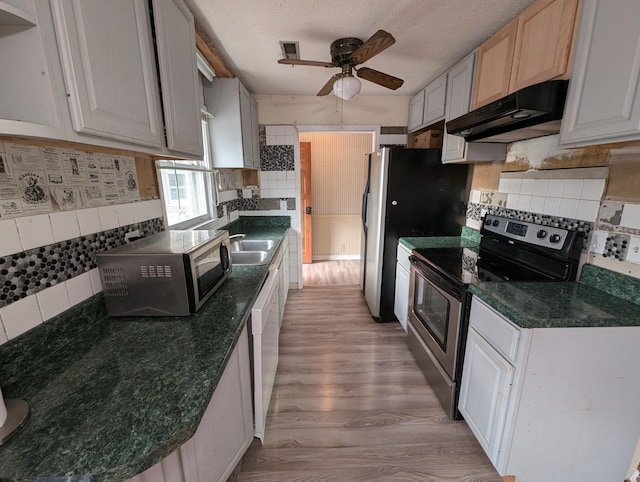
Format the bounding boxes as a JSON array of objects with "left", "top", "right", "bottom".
[
  {"left": 470, "top": 281, "right": 640, "bottom": 329},
  {"left": 0, "top": 217, "right": 290, "bottom": 482},
  {"left": 399, "top": 227, "right": 480, "bottom": 250}
]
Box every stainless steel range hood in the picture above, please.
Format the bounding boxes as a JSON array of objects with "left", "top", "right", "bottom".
[{"left": 445, "top": 80, "right": 569, "bottom": 143}]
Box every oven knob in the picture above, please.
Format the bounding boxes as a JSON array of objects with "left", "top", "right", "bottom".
[
  {"left": 550, "top": 234, "right": 562, "bottom": 244},
  {"left": 492, "top": 220, "right": 500, "bottom": 227},
  {"left": 537, "top": 229, "right": 547, "bottom": 239},
  {"left": 484, "top": 218, "right": 492, "bottom": 226}
]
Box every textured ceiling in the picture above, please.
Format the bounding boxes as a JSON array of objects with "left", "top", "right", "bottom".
[{"left": 186, "top": 0, "right": 536, "bottom": 97}]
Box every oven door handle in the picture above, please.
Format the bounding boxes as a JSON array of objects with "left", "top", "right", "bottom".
[{"left": 409, "top": 255, "right": 464, "bottom": 301}]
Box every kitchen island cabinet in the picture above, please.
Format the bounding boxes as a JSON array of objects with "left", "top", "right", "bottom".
[
  {"left": 0, "top": 217, "right": 291, "bottom": 481},
  {"left": 461, "top": 286, "right": 640, "bottom": 482},
  {"left": 559, "top": 0, "right": 640, "bottom": 148}
]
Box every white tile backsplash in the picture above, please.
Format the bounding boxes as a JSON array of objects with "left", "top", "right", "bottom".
[
  {"left": 558, "top": 198, "right": 578, "bottom": 218},
  {"left": 89, "top": 268, "right": 103, "bottom": 294},
  {"left": 0, "top": 219, "right": 23, "bottom": 257},
  {"left": 581, "top": 179, "right": 606, "bottom": 201},
  {"left": 532, "top": 179, "right": 548, "bottom": 196},
  {"left": 0, "top": 313, "right": 7, "bottom": 345},
  {"left": 0, "top": 295, "right": 42, "bottom": 339},
  {"left": 98, "top": 206, "right": 119, "bottom": 231},
  {"left": 50, "top": 211, "right": 81, "bottom": 242},
  {"left": 115, "top": 203, "right": 136, "bottom": 226},
  {"left": 543, "top": 197, "right": 561, "bottom": 216},
  {"left": 620, "top": 203, "right": 640, "bottom": 229},
  {"left": 562, "top": 179, "right": 583, "bottom": 199},
  {"left": 16, "top": 214, "right": 55, "bottom": 250},
  {"left": 517, "top": 195, "right": 531, "bottom": 211},
  {"left": 546, "top": 179, "right": 565, "bottom": 197},
  {"left": 66, "top": 272, "right": 94, "bottom": 306},
  {"left": 496, "top": 170, "right": 607, "bottom": 222},
  {"left": 576, "top": 200, "right": 600, "bottom": 222},
  {"left": 498, "top": 178, "right": 510, "bottom": 194},
  {"left": 37, "top": 283, "right": 71, "bottom": 321},
  {"left": 507, "top": 194, "right": 520, "bottom": 209},
  {"left": 530, "top": 196, "right": 545, "bottom": 214},
  {"left": 520, "top": 179, "right": 534, "bottom": 195},
  {"left": 76, "top": 207, "right": 102, "bottom": 235}
]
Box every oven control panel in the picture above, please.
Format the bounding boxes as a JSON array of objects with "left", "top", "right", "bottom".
[{"left": 482, "top": 214, "right": 569, "bottom": 250}]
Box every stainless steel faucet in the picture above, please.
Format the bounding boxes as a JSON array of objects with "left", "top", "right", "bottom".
[{"left": 229, "top": 233, "right": 246, "bottom": 240}]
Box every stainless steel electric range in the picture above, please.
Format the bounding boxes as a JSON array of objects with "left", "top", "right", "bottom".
[{"left": 407, "top": 214, "right": 585, "bottom": 419}]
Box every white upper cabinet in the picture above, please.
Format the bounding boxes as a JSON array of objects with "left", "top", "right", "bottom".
[
  {"left": 559, "top": 0, "right": 640, "bottom": 148},
  {"left": 51, "top": 0, "right": 165, "bottom": 149},
  {"left": 407, "top": 73, "right": 447, "bottom": 134},
  {"left": 441, "top": 52, "right": 506, "bottom": 164},
  {"left": 151, "top": 0, "right": 203, "bottom": 157},
  {"left": 0, "top": 0, "right": 68, "bottom": 139},
  {"left": 205, "top": 78, "right": 260, "bottom": 169},
  {"left": 407, "top": 90, "right": 425, "bottom": 133}
]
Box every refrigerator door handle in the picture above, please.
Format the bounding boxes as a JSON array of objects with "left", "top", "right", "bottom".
[{"left": 361, "top": 191, "right": 369, "bottom": 228}]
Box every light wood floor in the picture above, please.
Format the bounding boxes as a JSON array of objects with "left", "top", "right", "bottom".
[
  {"left": 302, "top": 260, "right": 360, "bottom": 286},
  {"left": 231, "top": 284, "right": 502, "bottom": 481}
]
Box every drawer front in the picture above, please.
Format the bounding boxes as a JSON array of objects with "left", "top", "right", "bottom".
[
  {"left": 397, "top": 243, "right": 412, "bottom": 271},
  {"left": 470, "top": 298, "right": 521, "bottom": 364}
]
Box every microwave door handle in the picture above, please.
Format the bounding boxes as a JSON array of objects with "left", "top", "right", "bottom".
[{"left": 220, "top": 244, "right": 230, "bottom": 272}]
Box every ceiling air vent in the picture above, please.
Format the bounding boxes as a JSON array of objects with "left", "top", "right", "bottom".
[{"left": 279, "top": 41, "right": 300, "bottom": 60}]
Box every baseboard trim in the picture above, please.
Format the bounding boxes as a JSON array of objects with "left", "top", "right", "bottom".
[{"left": 312, "top": 255, "right": 361, "bottom": 261}]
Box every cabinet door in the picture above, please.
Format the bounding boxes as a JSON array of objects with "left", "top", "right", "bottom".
[
  {"left": 422, "top": 73, "right": 448, "bottom": 125},
  {"left": 239, "top": 82, "right": 254, "bottom": 167},
  {"left": 559, "top": 0, "right": 640, "bottom": 147},
  {"left": 151, "top": 0, "right": 203, "bottom": 158},
  {"left": 188, "top": 326, "right": 253, "bottom": 482},
  {"left": 407, "top": 90, "right": 425, "bottom": 132},
  {"left": 393, "top": 264, "right": 409, "bottom": 332},
  {"left": 250, "top": 95, "right": 261, "bottom": 168},
  {"left": 510, "top": 0, "right": 578, "bottom": 93},
  {"left": 442, "top": 52, "right": 476, "bottom": 162},
  {"left": 458, "top": 327, "right": 514, "bottom": 465},
  {"left": 51, "top": 0, "right": 164, "bottom": 148},
  {"left": 471, "top": 18, "right": 518, "bottom": 109}
]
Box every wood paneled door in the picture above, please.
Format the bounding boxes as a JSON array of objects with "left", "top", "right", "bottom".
[{"left": 300, "top": 142, "right": 312, "bottom": 264}]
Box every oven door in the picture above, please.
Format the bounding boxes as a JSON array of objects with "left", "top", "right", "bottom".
[{"left": 408, "top": 256, "right": 464, "bottom": 380}]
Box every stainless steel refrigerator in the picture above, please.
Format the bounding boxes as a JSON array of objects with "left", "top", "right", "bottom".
[{"left": 361, "top": 147, "right": 469, "bottom": 322}]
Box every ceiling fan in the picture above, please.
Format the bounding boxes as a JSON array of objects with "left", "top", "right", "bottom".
[{"left": 278, "top": 30, "right": 404, "bottom": 99}]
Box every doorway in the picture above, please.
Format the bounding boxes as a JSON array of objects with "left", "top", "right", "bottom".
[{"left": 298, "top": 128, "right": 376, "bottom": 263}]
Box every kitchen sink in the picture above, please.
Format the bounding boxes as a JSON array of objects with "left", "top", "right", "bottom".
[
  {"left": 230, "top": 239, "right": 275, "bottom": 252},
  {"left": 230, "top": 251, "right": 269, "bottom": 265}
]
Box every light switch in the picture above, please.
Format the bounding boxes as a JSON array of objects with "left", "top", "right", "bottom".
[
  {"left": 590, "top": 230, "right": 609, "bottom": 255},
  {"left": 625, "top": 236, "right": 640, "bottom": 264}
]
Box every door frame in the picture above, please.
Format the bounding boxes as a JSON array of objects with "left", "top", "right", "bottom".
[{"left": 294, "top": 125, "right": 380, "bottom": 286}]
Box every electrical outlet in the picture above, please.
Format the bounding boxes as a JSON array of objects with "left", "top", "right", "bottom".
[
  {"left": 590, "top": 230, "right": 609, "bottom": 255},
  {"left": 625, "top": 236, "right": 640, "bottom": 264},
  {"left": 125, "top": 229, "right": 141, "bottom": 242}
]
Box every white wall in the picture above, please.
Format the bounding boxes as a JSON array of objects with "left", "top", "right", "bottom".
[{"left": 255, "top": 95, "right": 410, "bottom": 126}]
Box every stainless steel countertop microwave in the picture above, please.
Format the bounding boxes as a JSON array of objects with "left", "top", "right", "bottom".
[{"left": 97, "top": 230, "right": 232, "bottom": 317}]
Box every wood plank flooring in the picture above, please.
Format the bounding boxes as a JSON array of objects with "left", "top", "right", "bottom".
[
  {"left": 231, "top": 283, "right": 502, "bottom": 481},
  {"left": 302, "top": 260, "right": 360, "bottom": 286}
]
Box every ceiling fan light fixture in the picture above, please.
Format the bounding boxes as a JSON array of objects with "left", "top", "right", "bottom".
[{"left": 333, "top": 75, "right": 361, "bottom": 100}]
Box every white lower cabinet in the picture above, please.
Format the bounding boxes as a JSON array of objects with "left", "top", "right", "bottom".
[
  {"left": 393, "top": 243, "right": 411, "bottom": 331},
  {"left": 251, "top": 268, "right": 280, "bottom": 442},
  {"left": 460, "top": 297, "right": 640, "bottom": 482},
  {"left": 126, "top": 326, "right": 253, "bottom": 482}
]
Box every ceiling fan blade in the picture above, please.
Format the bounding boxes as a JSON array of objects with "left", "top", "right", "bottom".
[
  {"left": 278, "top": 58, "right": 335, "bottom": 68},
  {"left": 317, "top": 74, "right": 341, "bottom": 96},
  {"left": 357, "top": 67, "right": 404, "bottom": 90},
  {"left": 349, "top": 30, "right": 396, "bottom": 65}
]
